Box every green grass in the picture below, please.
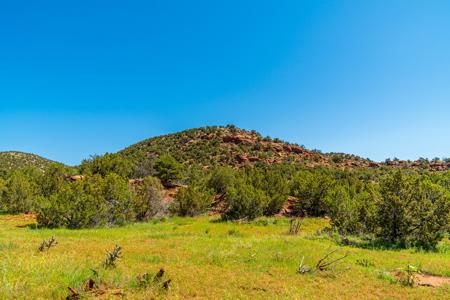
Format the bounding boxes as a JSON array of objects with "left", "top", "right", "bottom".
[{"left": 0, "top": 215, "right": 448, "bottom": 299}]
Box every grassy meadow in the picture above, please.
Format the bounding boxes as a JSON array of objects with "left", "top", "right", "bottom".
[{"left": 0, "top": 214, "right": 449, "bottom": 299}]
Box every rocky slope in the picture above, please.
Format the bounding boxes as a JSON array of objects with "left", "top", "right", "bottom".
[
  {"left": 120, "top": 126, "right": 376, "bottom": 169},
  {"left": 120, "top": 126, "right": 450, "bottom": 171}
]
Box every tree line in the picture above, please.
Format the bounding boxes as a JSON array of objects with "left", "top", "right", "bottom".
[{"left": 0, "top": 152, "right": 449, "bottom": 250}]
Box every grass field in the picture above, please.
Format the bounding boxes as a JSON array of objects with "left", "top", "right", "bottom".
[{"left": 0, "top": 214, "right": 449, "bottom": 299}]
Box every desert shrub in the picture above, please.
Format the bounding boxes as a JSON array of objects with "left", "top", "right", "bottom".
[
  {"left": 133, "top": 157, "right": 156, "bottom": 178},
  {"left": 103, "top": 173, "right": 136, "bottom": 225},
  {"left": 242, "top": 167, "right": 290, "bottom": 215},
  {"left": 207, "top": 166, "right": 237, "bottom": 194},
  {"left": 222, "top": 182, "right": 269, "bottom": 220},
  {"left": 327, "top": 184, "right": 378, "bottom": 235},
  {"left": 37, "top": 187, "right": 101, "bottom": 228},
  {"left": 36, "top": 174, "right": 136, "bottom": 228},
  {"left": 376, "top": 171, "right": 450, "bottom": 249},
  {"left": 80, "top": 153, "right": 134, "bottom": 178},
  {"left": 291, "top": 170, "right": 335, "bottom": 216},
  {"left": 260, "top": 170, "right": 290, "bottom": 215},
  {"left": 37, "top": 163, "right": 69, "bottom": 197},
  {"left": 133, "top": 176, "right": 165, "bottom": 220},
  {"left": 376, "top": 172, "right": 419, "bottom": 246},
  {"left": 171, "top": 184, "right": 212, "bottom": 217},
  {"left": 0, "top": 177, "right": 6, "bottom": 198},
  {"left": 330, "top": 154, "right": 344, "bottom": 164},
  {"left": 154, "top": 154, "right": 183, "bottom": 184},
  {"left": 405, "top": 180, "right": 450, "bottom": 248},
  {"left": 316, "top": 170, "right": 450, "bottom": 249},
  {"left": 35, "top": 193, "right": 66, "bottom": 228},
  {"left": 1, "top": 170, "right": 39, "bottom": 213},
  {"left": 429, "top": 171, "right": 450, "bottom": 191}
]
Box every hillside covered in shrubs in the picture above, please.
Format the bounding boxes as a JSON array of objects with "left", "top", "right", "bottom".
[
  {"left": 0, "top": 126, "right": 449, "bottom": 250},
  {"left": 120, "top": 125, "right": 374, "bottom": 169},
  {"left": 0, "top": 151, "right": 60, "bottom": 175},
  {"left": 120, "top": 125, "right": 450, "bottom": 171}
]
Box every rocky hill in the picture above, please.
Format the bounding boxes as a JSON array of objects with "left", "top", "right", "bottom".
[
  {"left": 120, "top": 126, "right": 450, "bottom": 172},
  {"left": 120, "top": 126, "right": 376, "bottom": 169},
  {"left": 0, "top": 151, "right": 58, "bottom": 174},
  {"left": 3, "top": 127, "right": 448, "bottom": 175}
]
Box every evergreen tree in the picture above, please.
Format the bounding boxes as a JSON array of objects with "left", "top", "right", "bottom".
[{"left": 154, "top": 154, "right": 182, "bottom": 184}]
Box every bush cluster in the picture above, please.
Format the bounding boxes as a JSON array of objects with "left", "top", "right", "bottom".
[
  {"left": 0, "top": 161, "right": 167, "bottom": 228},
  {"left": 0, "top": 149, "right": 449, "bottom": 249}
]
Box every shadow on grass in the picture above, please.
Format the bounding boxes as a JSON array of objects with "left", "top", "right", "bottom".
[
  {"left": 307, "top": 228, "right": 441, "bottom": 252},
  {"left": 16, "top": 223, "right": 38, "bottom": 229}
]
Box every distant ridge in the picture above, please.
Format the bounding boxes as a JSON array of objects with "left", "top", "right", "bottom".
[{"left": 0, "top": 151, "right": 58, "bottom": 173}]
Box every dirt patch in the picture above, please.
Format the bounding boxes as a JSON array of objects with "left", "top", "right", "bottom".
[
  {"left": 2, "top": 213, "right": 36, "bottom": 223},
  {"left": 415, "top": 273, "right": 450, "bottom": 288},
  {"left": 392, "top": 271, "right": 450, "bottom": 288},
  {"left": 0, "top": 214, "right": 37, "bottom": 228},
  {"left": 162, "top": 186, "right": 180, "bottom": 204}
]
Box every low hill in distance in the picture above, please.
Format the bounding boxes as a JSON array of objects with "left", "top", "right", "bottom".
[
  {"left": 120, "top": 126, "right": 373, "bottom": 169},
  {"left": 120, "top": 126, "right": 450, "bottom": 171},
  {"left": 0, "top": 151, "right": 59, "bottom": 174},
  {"left": 2, "top": 126, "right": 449, "bottom": 174}
]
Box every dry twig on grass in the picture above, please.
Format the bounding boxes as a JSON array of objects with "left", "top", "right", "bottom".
[
  {"left": 38, "top": 236, "right": 57, "bottom": 252},
  {"left": 298, "top": 248, "right": 349, "bottom": 275},
  {"left": 315, "top": 249, "right": 349, "bottom": 272}
]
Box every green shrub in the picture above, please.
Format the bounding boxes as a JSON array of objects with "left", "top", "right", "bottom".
[
  {"left": 0, "top": 177, "right": 6, "bottom": 198},
  {"left": 291, "top": 170, "right": 335, "bottom": 216},
  {"left": 376, "top": 172, "right": 450, "bottom": 249},
  {"left": 154, "top": 154, "right": 183, "bottom": 184},
  {"left": 37, "top": 184, "right": 105, "bottom": 229},
  {"left": 222, "top": 182, "right": 269, "bottom": 220},
  {"left": 260, "top": 170, "right": 290, "bottom": 215},
  {"left": 133, "top": 176, "right": 165, "bottom": 220},
  {"left": 405, "top": 180, "right": 450, "bottom": 249},
  {"left": 80, "top": 153, "right": 133, "bottom": 178},
  {"left": 171, "top": 184, "right": 212, "bottom": 217},
  {"left": 36, "top": 174, "right": 136, "bottom": 228},
  {"left": 327, "top": 184, "right": 378, "bottom": 235},
  {"left": 37, "top": 163, "right": 69, "bottom": 197},
  {"left": 103, "top": 173, "right": 136, "bottom": 225},
  {"left": 1, "top": 170, "right": 38, "bottom": 213},
  {"left": 207, "top": 166, "right": 237, "bottom": 194}
]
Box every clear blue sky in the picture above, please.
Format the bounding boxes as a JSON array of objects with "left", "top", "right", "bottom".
[{"left": 1, "top": 0, "right": 450, "bottom": 165}]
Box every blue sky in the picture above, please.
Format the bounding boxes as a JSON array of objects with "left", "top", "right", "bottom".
[{"left": 1, "top": 0, "right": 450, "bottom": 165}]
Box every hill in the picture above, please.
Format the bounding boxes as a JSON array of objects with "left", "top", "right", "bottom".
[
  {"left": 120, "top": 126, "right": 374, "bottom": 169},
  {"left": 0, "top": 151, "right": 58, "bottom": 174},
  {"left": 120, "top": 126, "right": 450, "bottom": 172}
]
